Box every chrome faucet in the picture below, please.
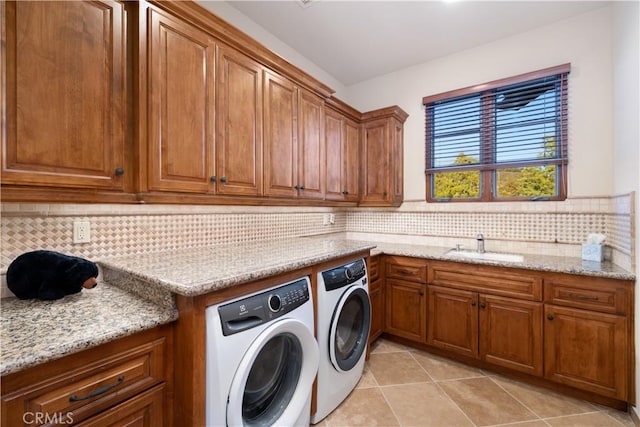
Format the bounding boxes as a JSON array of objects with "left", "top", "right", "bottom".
[{"left": 476, "top": 233, "right": 485, "bottom": 253}]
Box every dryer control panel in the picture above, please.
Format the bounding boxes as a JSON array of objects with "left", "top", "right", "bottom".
[
  {"left": 218, "top": 277, "right": 310, "bottom": 336},
  {"left": 321, "top": 259, "right": 367, "bottom": 292}
]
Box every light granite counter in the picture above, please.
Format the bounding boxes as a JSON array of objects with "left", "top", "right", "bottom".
[
  {"left": 370, "top": 242, "right": 635, "bottom": 281},
  {"left": 1, "top": 282, "right": 178, "bottom": 376},
  {"left": 98, "top": 238, "right": 377, "bottom": 296}
]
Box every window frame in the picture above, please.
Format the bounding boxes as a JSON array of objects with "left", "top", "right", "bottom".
[{"left": 423, "top": 64, "right": 570, "bottom": 203}]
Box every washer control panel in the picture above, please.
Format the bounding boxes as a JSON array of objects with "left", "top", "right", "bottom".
[{"left": 218, "top": 277, "right": 310, "bottom": 336}]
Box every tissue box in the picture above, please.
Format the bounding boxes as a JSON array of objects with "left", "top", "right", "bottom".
[{"left": 582, "top": 244, "right": 604, "bottom": 262}]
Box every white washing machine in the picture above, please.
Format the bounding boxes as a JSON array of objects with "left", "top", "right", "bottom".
[
  {"left": 311, "top": 258, "right": 371, "bottom": 424},
  {"left": 206, "top": 277, "right": 319, "bottom": 427}
]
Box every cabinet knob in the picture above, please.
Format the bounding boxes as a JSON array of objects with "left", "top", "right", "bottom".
[
  {"left": 210, "top": 176, "right": 217, "bottom": 182},
  {"left": 114, "top": 167, "right": 124, "bottom": 176},
  {"left": 342, "top": 191, "right": 349, "bottom": 195},
  {"left": 383, "top": 191, "right": 388, "bottom": 197},
  {"left": 300, "top": 185, "right": 305, "bottom": 190},
  {"left": 547, "top": 314, "right": 555, "bottom": 321},
  {"left": 479, "top": 302, "right": 486, "bottom": 309},
  {"left": 471, "top": 300, "right": 476, "bottom": 306},
  {"left": 220, "top": 176, "right": 227, "bottom": 184},
  {"left": 294, "top": 185, "right": 300, "bottom": 190},
  {"left": 419, "top": 290, "right": 424, "bottom": 296}
]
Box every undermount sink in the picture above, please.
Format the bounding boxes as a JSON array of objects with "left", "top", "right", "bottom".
[{"left": 445, "top": 249, "right": 524, "bottom": 263}]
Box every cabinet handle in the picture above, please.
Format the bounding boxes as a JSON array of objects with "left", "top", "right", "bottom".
[
  {"left": 547, "top": 314, "right": 554, "bottom": 321},
  {"left": 220, "top": 176, "right": 227, "bottom": 184},
  {"left": 210, "top": 176, "right": 217, "bottom": 182},
  {"left": 114, "top": 167, "right": 124, "bottom": 176},
  {"left": 69, "top": 375, "right": 125, "bottom": 402},
  {"left": 567, "top": 292, "right": 599, "bottom": 301},
  {"left": 342, "top": 191, "right": 349, "bottom": 195},
  {"left": 479, "top": 302, "right": 486, "bottom": 309},
  {"left": 471, "top": 300, "right": 476, "bottom": 306}
]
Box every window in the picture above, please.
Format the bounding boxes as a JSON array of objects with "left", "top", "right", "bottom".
[{"left": 423, "top": 64, "right": 569, "bottom": 202}]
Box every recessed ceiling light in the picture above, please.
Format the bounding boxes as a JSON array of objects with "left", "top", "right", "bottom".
[{"left": 297, "top": 0, "right": 318, "bottom": 9}]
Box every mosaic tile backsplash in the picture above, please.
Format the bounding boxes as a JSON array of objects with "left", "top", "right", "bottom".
[{"left": 1, "top": 193, "right": 635, "bottom": 273}]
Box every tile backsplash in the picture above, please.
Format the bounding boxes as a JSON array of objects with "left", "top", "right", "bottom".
[{"left": 1, "top": 193, "right": 635, "bottom": 276}]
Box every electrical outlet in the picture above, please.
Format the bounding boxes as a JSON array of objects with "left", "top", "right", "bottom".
[
  {"left": 329, "top": 214, "right": 335, "bottom": 225},
  {"left": 73, "top": 221, "right": 91, "bottom": 243},
  {"left": 322, "top": 214, "right": 329, "bottom": 226}
]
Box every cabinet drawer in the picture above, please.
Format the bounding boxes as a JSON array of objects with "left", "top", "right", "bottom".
[
  {"left": 429, "top": 261, "right": 542, "bottom": 301},
  {"left": 385, "top": 256, "right": 427, "bottom": 283},
  {"left": 544, "top": 277, "right": 631, "bottom": 315},
  {"left": 2, "top": 332, "right": 167, "bottom": 426},
  {"left": 368, "top": 256, "right": 381, "bottom": 281}
]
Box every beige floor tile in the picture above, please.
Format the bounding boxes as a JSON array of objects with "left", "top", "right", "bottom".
[
  {"left": 411, "top": 350, "right": 485, "bottom": 381},
  {"left": 491, "top": 376, "right": 598, "bottom": 418},
  {"left": 355, "top": 363, "right": 378, "bottom": 389},
  {"left": 500, "top": 422, "right": 551, "bottom": 427},
  {"left": 604, "top": 409, "right": 635, "bottom": 427},
  {"left": 544, "top": 412, "right": 626, "bottom": 426},
  {"left": 439, "top": 377, "right": 538, "bottom": 426},
  {"left": 381, "top": 382, "right": 473, "bottom": 427},
  {"left": 368, "top": 352, "right": 432, "bottom": 386},
  {"left": 324, "top": 387, "right": 400, "bottom": 427},
  {"left": 370, "top": 338, "right": 413, "bottom": 354}
]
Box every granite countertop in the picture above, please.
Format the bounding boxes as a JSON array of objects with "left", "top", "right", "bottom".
[
  {"left": 370, "top": 242, "right": 635, "bottom": 281},
  {"left": 1, "top": 282, "right": 179, "bottom": 376},
  {"left": 98, "top": 238, "right": 377, "bottom": 296}
]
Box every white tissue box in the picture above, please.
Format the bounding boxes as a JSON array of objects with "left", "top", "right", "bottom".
[{"left": 582, "top": 244, "right": 604, "bottom": 262}]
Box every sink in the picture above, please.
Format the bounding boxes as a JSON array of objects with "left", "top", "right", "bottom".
[{"left": 445, "top": 249, "right": 524, "bottom": 263}]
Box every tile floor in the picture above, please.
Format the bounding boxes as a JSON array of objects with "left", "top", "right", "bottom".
[{"left": 316, "top": 339, "right": 636, "bottom": 427}]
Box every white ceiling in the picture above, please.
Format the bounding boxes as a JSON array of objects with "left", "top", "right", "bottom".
[{"left": 218, "top": 0, "right": 609, "bottom": 86}]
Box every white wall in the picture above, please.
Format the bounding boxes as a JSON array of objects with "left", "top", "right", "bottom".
[
  {"left": 612, "top": 0, "right": 640, "bottom": 419},
  {"left": 198, "top": 1, "right": 348, "bottom": 98},
  {"left": 344, "top": 7, "right": 615, "bottom": 201}
]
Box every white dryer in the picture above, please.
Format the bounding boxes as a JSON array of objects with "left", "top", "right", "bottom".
[
  {"left": 311, "top": 258, "right": 371, "bottom": 424},
  {"left": 206, "top": 277, "right": 319, "bottom": 427}
]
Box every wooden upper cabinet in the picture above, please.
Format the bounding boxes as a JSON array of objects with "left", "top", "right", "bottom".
[
  {"left": 216, "top": 45, "right": 263, "bottom": 196},
  {"left": 147, "top": 7, "right": 216, "bottom": 193},
  {"left": 360, "top": 106, "right": 407, "bottom": 207},
  {"left": 263, "top": 72, "right": 325, "bottom": 199},
  {"left": 1, "top": 0, "right": 126, "bottom": 190},
  {"left": 264, "top": 71, "right": 298, "bottom": 198},
  {"left": 297, "top": 89, "right": 325, "bottom": 199},
  {"left": 325, "top": 106, "right": 360, "bottom": 202}
]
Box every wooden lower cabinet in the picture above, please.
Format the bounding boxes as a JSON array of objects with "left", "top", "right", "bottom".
[
  {"left": 77, "top": 384, "right": 165, "bottom": 427},
  {"left": 385, "top": 279, "right": 427, "bottom": 343},
  {"left": 428, "top": 286, "right": 478, "bottom": 358},
  {"left": 369, "top": 278, "right": 384, "bottom": 343},
  {"left": 1, "top": 325, "right": 172, "bottom": 427},
  {"left": 544, "top": 304, "right": 628, "bottom": 400}
]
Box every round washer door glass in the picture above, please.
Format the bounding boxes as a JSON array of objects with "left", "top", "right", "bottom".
[
  {"left": 330, "top": 286, "right": 371, "bottom": 372},
  {"left": 243, "top": 333, "right": 301, "bottom": 424},
  {"left": 227, "top": 319, "right": 319, "bottom": 427}
]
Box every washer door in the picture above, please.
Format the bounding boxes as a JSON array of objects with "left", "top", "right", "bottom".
[
  {"left": 329, "top": 286, "right": 371, "bottom": 372},
  {"left": 227, "top": 318, "right": 319, "bottom": 427}
]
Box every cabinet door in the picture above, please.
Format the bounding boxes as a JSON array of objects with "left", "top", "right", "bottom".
[
  {"left": 360, "top": 119, "right": 391, "bottom": 205},
  {"left": 264, "top": 72, "right": 298, "bottom": 198},
  {"left": 343, "top": 118, "right": 360, "bottom": 201},
  {"left": 480, "top": 295, "right": 542, "bottom": 376},
  {"left": 2, "top": 1, "right": 126, "bottom": 190},
  {"left": 368, "top": 278, "right": 384, "bottom": 344},
  {"left": 324, "top": 109, "right": 344, "bottom": 200},
  {"left": 147, "top": 8, "right": 215, "bottom": 193},
  {"left": 427, "top": 285, "right": 478, "bottom": 358},
  {"left": 544, "top": 305, "right": 628, "bottom": 400},
  {"left": 76, "top": 384, "right": 164, "bottom": 427},
  {"left": 298, "top": 89, "right": 325, "bottom": 199},
  {"left": 385, "top": 279, "right": 426, "bottom": 343},
  {"left": 216, "top": 45, "right": 263, "bottom": 196}
]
